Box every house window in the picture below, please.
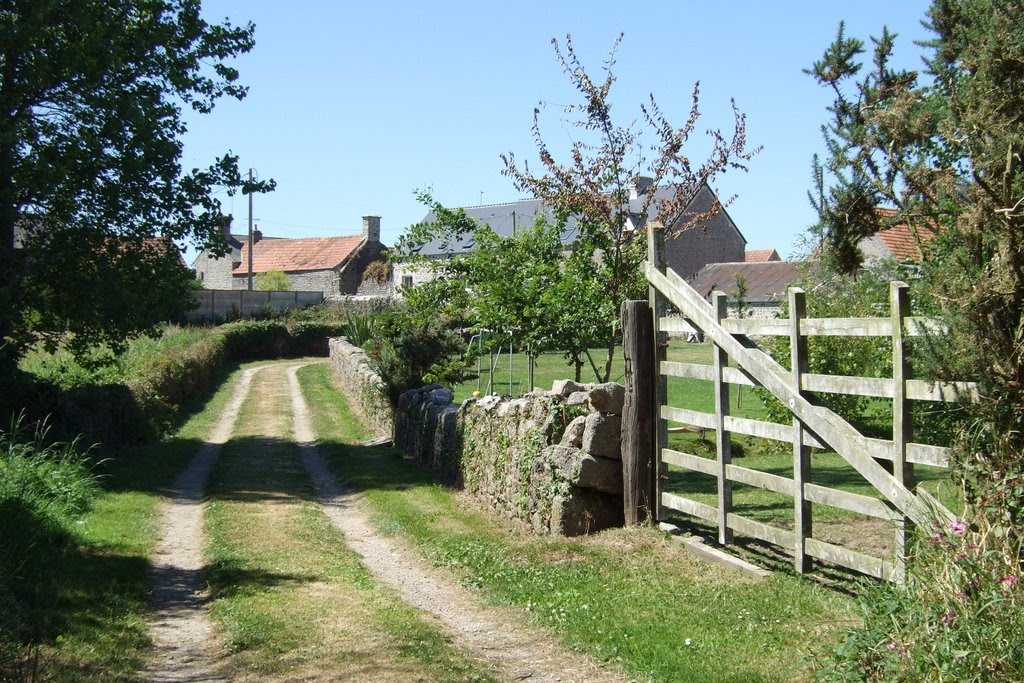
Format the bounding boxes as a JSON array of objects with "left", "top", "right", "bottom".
[{"left": 401, "top": 275, "right": 413, "bottom": 288}]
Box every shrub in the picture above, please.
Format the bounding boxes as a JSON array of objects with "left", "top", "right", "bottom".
[
  {"left": 820, "top": 514, "right": 1022, "bottom": 682},
  {"left": 344, "top": 312, "right": 378, "bottom": 348}
]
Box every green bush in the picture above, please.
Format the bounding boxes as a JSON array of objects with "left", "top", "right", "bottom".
[{"left": 820, "top": 515, "right": 1022, "bottom": 682}]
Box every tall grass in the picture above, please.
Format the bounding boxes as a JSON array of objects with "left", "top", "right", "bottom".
[{"left": 0, "top": 417, "right": 100, "bottom": 679}]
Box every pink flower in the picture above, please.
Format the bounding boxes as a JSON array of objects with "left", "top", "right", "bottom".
[
  {"left": 1001, "top": 575, "right": 1018, "bottom": 589},
  {"left": 949, "top": 519, "right": 967, "bottom": 536}
]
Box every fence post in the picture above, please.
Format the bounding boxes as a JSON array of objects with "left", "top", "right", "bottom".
[
  {"left": 790, "top": 287, "right": 812, "bottom": 574},
  {"left": 712, "top": 291, "right": 734, "bottom": 545},
  {"left": 891, "top": 280, "right": 913, "bottom": 581},
  {"left": 647, "top": 222, "right": 668, "bottom": 522},
  {"left": 621, "top": 299, "right": 654, "bottom": 524}
]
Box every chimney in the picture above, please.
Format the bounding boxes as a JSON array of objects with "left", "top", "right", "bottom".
[
  {"left": 362, "top": 215, "right": 381, "bottom": 243},
  {"left": 629, "top": 176, "right": 655, "bottom": 200},
  {"left": 252, "top": 224, "right": 262, "bottom": 244}
]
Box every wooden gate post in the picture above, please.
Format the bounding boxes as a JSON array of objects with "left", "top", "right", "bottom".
[
  {"left": 712, "top": 292, "right": 734, "bottom": 545},
  {"left": 621, "top": 299, "right": 655, "bottom": 524},
  {"left": 891, "top": 281, "right": 913, "bottom": 581},
  {"left": 790, "top": 287, "right": 812, "bottom": 574},
  {"left": 647, "top": 222, "right": 668, "bottom": 523}
]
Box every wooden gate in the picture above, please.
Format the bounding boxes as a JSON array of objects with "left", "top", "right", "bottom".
[{"left": 641, "top": 227, "right": 977, "bottom": 580}]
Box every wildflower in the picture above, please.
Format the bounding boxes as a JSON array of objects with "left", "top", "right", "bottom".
[
  {"left": 1000, "top": 575, "right": 1018, "bottom": 589},
  {"left": 684, "top": 638, "right": 692, "bottom": 646},
  {"left": 949, "top": 518, "right": 967, "bottom": 536}
]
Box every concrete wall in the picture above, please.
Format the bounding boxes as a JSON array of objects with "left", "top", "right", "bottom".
[{"left": 187, "top": 289, "right": 323, "bottom": 322}]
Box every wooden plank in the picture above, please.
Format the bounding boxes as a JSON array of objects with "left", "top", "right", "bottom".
[
  {"left": 791, "top": 287, "right": 812, "bottom": 574},
  {"left": 662, "top": 361, "right": 713, "bottom": 381},
  {"left": 661, "top": 448, "right": 716, "bottom": 476},
  {"left": 727, "top": 514, "right": 796, "bottom": 548},
  {"left": 805, "top": 537, "right": 896, "bottom": 580},
  {"left": 662, "top": 361, "right": 758, "bottom": 388},
  {"left": 800, "top": 317, "right": 893, "bottom": 337},
  {"left": 723, "top": 415, "right": 825, "bottom": 449},
  {"left": 713, "top": 292, "right": 734, "bottom": 545},
  {"left": 802, "top": 373, "right": 894, "bottom": 398},
  {"left": 906, "top": 379, "right": 980, "bottom": 402},
  {"left": 659, "top": 316, "right": 698, "bottom": 334},
  {"left": 648, "top": 224, "right": 669, "bottom": 525},
  {"left": 804, "top": 483, "right": 899, "bottom": 520},
  {"left": 721, "top": 318, "right": 789, "bottom": 336},
  {"left": 661, "top": 405, "right": 717, "bottom": 430},
  {"left": 621, "top": 300, "right": 655, "bottom": 525},
  {"left": 661, "top": 492, "right": 718, "bottom": 523},
  {"left": 849, "top": 438, "right": 950, "bottom": 467},
  {"left": 891, "top": 281, "right": 913, "bottom": 582},
  {"left": 906, "top": 443, "right": 950, "bottom": 468},
  {"left": 725, "top": 464, "right": 795, "bottom": 496},
  {"left": 647, "top": 265, "right": 938, "bottom": 528}
]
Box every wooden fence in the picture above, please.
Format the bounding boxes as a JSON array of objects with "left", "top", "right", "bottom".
[{"left": 626, "top": 226, "right": 978, "bottom": 580}]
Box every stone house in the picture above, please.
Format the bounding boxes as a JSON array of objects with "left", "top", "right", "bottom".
[
  {"left": 393, "top": 181, "right": 746, "bottom": 288},
  {"left": 858, "top": 208, "right": 937, "bottom": 266},
  {"left": 193, "top": 215, "right": 387, "bottom": 296}
]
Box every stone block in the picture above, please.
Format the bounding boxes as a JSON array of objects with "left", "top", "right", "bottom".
[
  {"left": 427, "top": 387, "right": 453, "bottom": 405},
  {"left": 549, "top": 489, "right": 625, "bottom": 536},
  {"left": 565, "top": 390, "right": 591, "bottom": 408},
  {"left": 581, "top": 413, "right": 622, "bottom": 459},
  {"left": 576, "top": 454, "right": 623, "bottom": 494},
  {"left": 552, "top": 379, "right": 586, "bottom": 397},
  {"left": 588, "top": 382, "right": 626, "bottom": 415},
  {"left": 559, "top": 415, "right": 586, "bottom": 448}
]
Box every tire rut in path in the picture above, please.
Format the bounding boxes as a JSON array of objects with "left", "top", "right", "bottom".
[
  {"left": 143, "top": 366, "right": 261, "bottom": 683},
  {"left": 286, "top": 364, "right": 628, "bottom": 683}
]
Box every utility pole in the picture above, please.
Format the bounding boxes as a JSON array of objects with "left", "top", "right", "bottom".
[{"left": 247, "top": 168, "right": 254, "bottom": 291}]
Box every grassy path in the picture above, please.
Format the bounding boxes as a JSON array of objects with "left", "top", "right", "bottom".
[{"left": 200, "top": 361, "right": 494, "bottom": 681}]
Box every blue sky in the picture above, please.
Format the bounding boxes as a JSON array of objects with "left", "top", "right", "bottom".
[{"left": 182, "top": 1, "right": 934, "bottom": 261}]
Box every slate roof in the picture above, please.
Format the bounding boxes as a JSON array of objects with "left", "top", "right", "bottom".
[
  {"left": 869, "top": 208, "right": 937, "bottom": 261},
  {"left": 688, "top": 261, "right": 810, "bottom": 303},
  {"left": 234, "top": 235, "right": 364, "bottom": 274},
  {"left": 412, "top": 183, "right": 738, "bottom": 257},
  {"left": 745, "top": 248, "right": 780, "bottom": 263}
]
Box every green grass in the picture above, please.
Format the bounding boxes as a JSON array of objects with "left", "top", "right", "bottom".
[
  {"left": 204, "top": 362, "right": 494, "bottom": 681},
  {"left": 299, "top": 361, "right": 856, "bottom": 682}
]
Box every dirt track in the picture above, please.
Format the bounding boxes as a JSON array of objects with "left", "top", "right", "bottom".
[{"left": 144, "top": 361, "right": 626, "bottom": 683}]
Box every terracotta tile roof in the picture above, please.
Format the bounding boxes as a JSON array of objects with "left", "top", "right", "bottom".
[
  {"left": 234, "top": 235, "right": 364, "bottom": 274},
  {"left": 745, "top": 248, "right": 780, "bottom": 263},
  {"left": 688, "top": 260, "right": 812, "bottom": 302},
  {"left": 872, "top": 208, "right": 937, "bottom": 261}
]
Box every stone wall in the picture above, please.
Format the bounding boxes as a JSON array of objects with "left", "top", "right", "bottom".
[
  {"left": 327, "top": 337, "right": 393, "bottom": 438},
  {"left": 327, "top": 339, "right": 629, "bottom": 536},
  {"left": 393, "top": 380, "right": 626, "bottom": 536}
]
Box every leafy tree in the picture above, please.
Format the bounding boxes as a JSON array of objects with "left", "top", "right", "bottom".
[
  {"left": 255, "top": 269, "right": 291, "bottom": 291},
  {"left": 0, "top": 0, "right": 274, "bottom": 383},
  {"left": 395, "top": 194, "right": 607, "bottom": 383},
  {"left": 808, "top": 3, "right": 1024, "bottom": 679},
  {"left": 501, "top": 33, "right": 758, "bottom": 381}
]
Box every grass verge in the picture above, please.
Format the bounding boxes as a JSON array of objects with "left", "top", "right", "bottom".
[
  {"left": 299, "top": 362, "right": 856, "bottom": 682},
  {"left": 204, "top": 362, "right": 494, "bottom": 681}
]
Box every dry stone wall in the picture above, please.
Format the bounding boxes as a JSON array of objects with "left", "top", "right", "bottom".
[
  {"left": 327, "top": 338, "right": 393, "bottom": 437},
  {"left": 394, "top": 379, "right": 626, "bottom": 536},
  {"left": 327, "top": 338, "right": 627, "bottom": 536}
]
